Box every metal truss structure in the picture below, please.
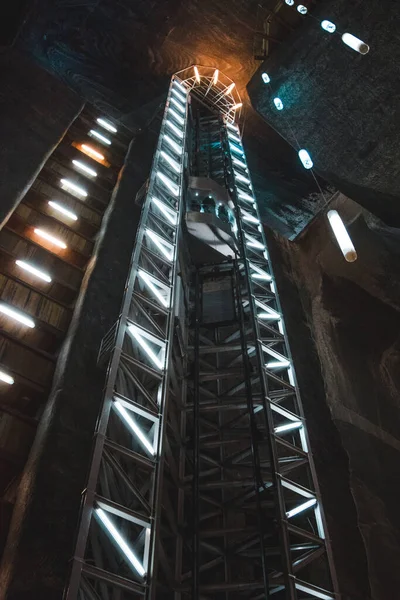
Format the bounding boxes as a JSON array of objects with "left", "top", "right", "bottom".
[
  {"left": 175, "top": 65, "right": 243, "bottom": 123},
  {"left": 65, "top": 69, "right": 339, "bottom": 600}
]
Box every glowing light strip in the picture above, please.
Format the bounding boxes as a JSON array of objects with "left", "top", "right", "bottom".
[
  {"left": 80, "top": 145, "right": 105, "bottom": 161},
  {"left": 267, "top": 360, "right": 291, "bottom": 369},
  {"left": 173, "top": 80, "right": 188, "bottom": 94},
  {"left": 226, "top": 122, "right": 239, "bottom": 132},
  {"left": 170, "top": 98, "right": 185, "bottom": 113},
  {"left": 238, "top": 190, "right": 254, "bottom": 203},
  {"left": 235, "top": 172, "right": 251, "bottom": 185},
  {"left": 171, "top": 88, "right": 186, "bottom": 103},
  {"left": 228, "top": 132, "right": 242, "bottom": 144},
  {"left": 138, "top": 269, "right": 171, "bottom": 308},
  {"left": 96, "top": 118, "right": 117, "bottom": 133},
  {"left": 163, "top": 134, "right": 182, "bottom": 155},
  {"left": 224, "top": 82, "right": 235, "bottom": 96},
  {"left": 286, "top": 498, "right": 317, "bottom": 519},
  {"left": 0, "top": 303, "right": 35, "bottom": 328},
  {"left": 95, "top": 508, "right": 146, "bottom": 577},
  {"left": 295, "top": 582, "right": 333, "bottom": 600},
  {"left": 194, "top": 66, "right": 201, "bottom": 83},
  {"left": 166, "top": 120, "right": 184, "bottom": 139},
  {"left": 240, "top": 209, "right": 259, "bottom": 224},
  {"left": 34, "top": 228, "right": 67, "bottom": 249},
  {"left": 275, "top": 421, "right": 303, "bottom": 433},
  {"left": 229, "top": 143, "right": 244, "bottom": 156},
  {"left": 212, "top": 69, "right": 219, "bottom": 85},
  {"left": 152, "top": 197, "right": 178, "bottom": 225},
  {"left": 157, "top": 172, "right": 180, "bottom": 196},
  {"left": 231, "top": 103, "right": 243, "bottom": 110},
  {"left": 0, "top": 370, "right": 14, "bottom": 385},
  {"left": 72, "top": 160, "right": 97, "bottom": 177},
  {"left": 245, "top": 234, "right": 265, "bottom": 250},
  {"left": 89, "top": 130, "right": 111, "bottom": 145},
  {"left": 128, "top": 324, "right": 165, "bottom": 370},
  {"left": 327, "top": 210, "right": 357, "bottom": 262},
  {"left": 48, "top": 201, "right": 78, "bottom": 221},
  {"left": 114, "top": 400, "right": 155, "bottom": 455},
  {"left": 145, "top": 229, "right": 174, "bottom": 261},
  {"left": 160, "top": 151, "right": 181, "bottom": 173},
  {"left": 15, "top": 260, "right": 52, "bottom": 282},
  {"left": 233, "top": 156, "right": 247, "bottom": 169},
  {"left": 342, "top": 32, "right": 369, "bottom": 55},
  {"left": 60, "top": 179, "right": 88, "bottom": 198},
  {"left": 168, "top": 109, "right": 185, "bottom": 126}
]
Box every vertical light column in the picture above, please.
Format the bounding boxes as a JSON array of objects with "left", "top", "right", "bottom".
[
  {"left": 225, "top": 122, "right": 338, "bottom": 600},
  {"left": 65, "top": 78, "right": 189, "bottom": 600}
]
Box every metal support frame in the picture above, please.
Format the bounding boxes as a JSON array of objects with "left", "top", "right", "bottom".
[
  {"left": 223, "top": 120, "right": 340, "bottom": 599},
  {"left": 64, "top": 76, "right": 189, "bottom": 600},
  {"left": 65, "top": 71, "right": 339, "bottom": 600}
]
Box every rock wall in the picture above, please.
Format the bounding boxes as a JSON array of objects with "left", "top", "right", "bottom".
[
  {"left": 0, "top": 47, "right": 83, "bottom": 228},
  {"left": 267, "top": 194, "right": 400, "bottom": 599},
  {"left": 248, "top": 0, "right": 400, "bottom": 226}
]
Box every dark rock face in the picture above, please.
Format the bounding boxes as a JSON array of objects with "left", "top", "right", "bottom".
[
  {"left": 248, "top": 0, "right": 400, "bottom": 226},
  {"left": 0, "top": 48, "right": 83, "bottom": 227},
  {"left": 267, "top": 194, "right": 400, "bottom": 599}
]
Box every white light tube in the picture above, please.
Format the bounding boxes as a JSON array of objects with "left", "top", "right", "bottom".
[
  {"left": 72, "top": 160, "right": 97, "bottom": 177},
  {"left": 226, "top": 122, "right": 238, "bottom": 132},
  {"left": 295, "top": 582, "right": 333, "bottom": 600},
  {"left": 212, "top": 69, "right": 219, "bottom": 85},
  {"left": 233, "top": 156, "right": 247, "bottom": 169},
  {"left": 48, "top": 201, "right": 78, "bottom": 221},
  {"left": 238, "top": 190, "right": 254, "bottom": 202},
  {"left": 89, "top": 130, "right": 111, "bottom": 145},
  {"left": 274, "top": 97, "right": 284, "bottom": 111},
  {"left": 146, "top": 229, "right": 174, "bottom": 261},
  {"left": 235, "top": 172, "right": 251, "bottom": 185},
  {"left": 173, "top": 80, "right": 188, "bottom": 94},
  {"left": 228, "top": 132, "right": 242, "bottom": 144},
  {"left": 95, "top": 508, "right": 146, "bottom": 577},
  {"left": 168, "top": 108, "right": 185, "bottom": 126},
  {"left": 157, "top": 172, "right": 180, "bottom": 196},
  {"left": 114, "top": 400, "right": 155, "bottom": 455},
  {"left": 194, "top": 66, "right": 201, "bottom": 83},
  {"left": 342, "top": 32, "right": 370, "bottom": 55},
  {"left": 297, "top": 4, "right": 308, "bottom": 14},
  {"left": 262, "top": 72, "right": 271, "bottom": 83},
  {"left": 15, "top": 260, "right": 52, "bottom": 283},
  {"left": 258, "top": 310, "right": 281, "bottom": 321},
  {"left": 229, "top": 143, "right": 244, "bottom": 156},
  {"left": 241, "top": 210, "right": 259, "bottom": 224},
  {"left": 0, "top": 303, "right": 35, "bottom": 328},
  {"left": 267, "top": 359, "right": 291, "bottom": 369},
  {"left": 275, "top": 421, "right": 303, "bottom": 433},
  {"left": 224, "top": 83, "right": 235, "bottom": 95},
  {"left": 60, "top": 179, "right": 88, "bottom": 198},
  {"left": 286, "top": 498, "right": 317, "bottom": 519},
  {"left": 163, "top": 134, "right": 182, "bottom": 155},
  {"left": 34, "top": 228, "right": 67, "bottom": 249},
  {"left": 152, "top": 197, "right": 177, "bottom": 225},
  {"left": 166, "top": 120, "right": 184, "bottom": 139},
  {"left": 321, "top": 20, "right": 336, "bottom": 33},
  {"left": 128, "top": 324, "right": 165, "bottom": 370},
  {"left": 170, "top": 98, "right": 185, "bottom": 113},
  {"left": 298, "top": 149, "right": 313, "bottom": 170},
  {"left": 232, "top": 103, "right": 243, "bottom": 110},
  {"left": 171, "top": 88, "right": 186, "bottom": 103},
  {"left": 138, "top": 270, "right": 170, "bottom": 308},
  {"left": 327, "top": 210, "right": 357, "bottom": 262},
  {"left": 0, "top": 370, "right": 14, "bottom": 385},
  {"left": 96, "top": 118, "right": 117, "bottom": 133},
  {"left": 160, "top": 151, "right": 181, "bottom": 173},
  {"left": 245, "top": 235, "right": 265, "bottom": 250}
]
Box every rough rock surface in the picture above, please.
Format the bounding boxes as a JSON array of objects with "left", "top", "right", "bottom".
[
  {"left": 248, "top": 0, "right": 400, "bottom": 225},
  {"left": 268, "top": 193, "right": 400, "bottom": 599}
]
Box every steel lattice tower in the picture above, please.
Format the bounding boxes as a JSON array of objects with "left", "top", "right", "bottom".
[{"left": 65, "top": 67, "right": 339, "bottom": 600}]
